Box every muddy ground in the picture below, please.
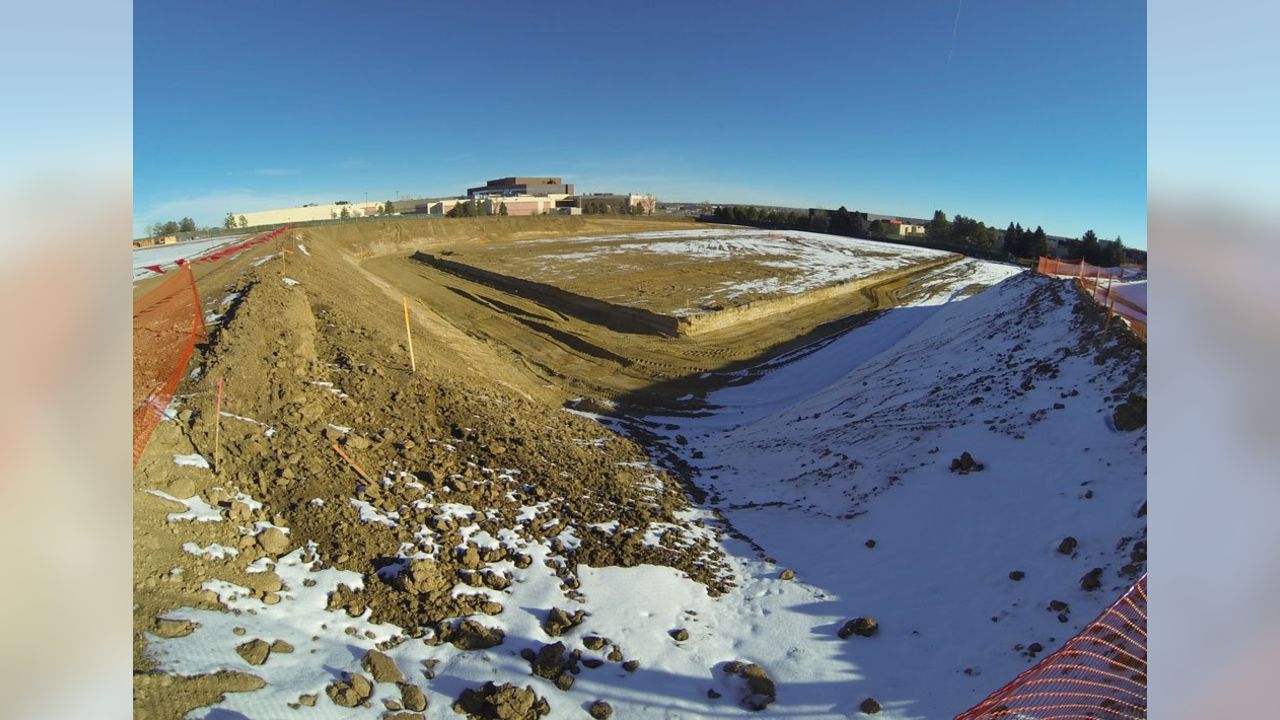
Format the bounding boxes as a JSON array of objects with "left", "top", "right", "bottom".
[
  {"left": 132, "top": 216, "right": 1020, "bottom": 718},
  {"left": 134, "top": 216, "right": 728, "bottom": 717}
]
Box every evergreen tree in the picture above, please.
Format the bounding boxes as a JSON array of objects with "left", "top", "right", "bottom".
[
  {"left": 1029, "top": 226, "right": 1048, "bottom": 258},
  {"left": 224, "top": 212, "right": 237, "bottom": 230},
  {"left": 1078, "top": 230, "right": 1100, "bottom": 263},
  {"left": 1003, "top": 222, "right": 1018, "bottom": 254},
  {"left": 927, "top": 210, "right": 951, "bottom": 242},
  {"left": 238, "top": 215, "right": 248, "bottom": 228},
  {"left": 179, "top": 217, "right": 196, "bottom": 232}
]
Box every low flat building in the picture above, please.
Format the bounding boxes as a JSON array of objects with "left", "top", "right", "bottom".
[
  {"left": 882, "top": 219, "right": 926, "bottom": 238},
  {"left": 563, "top": 193, "right": 656, "bottom": 214},
  {"left": 237, "top": 201, "right": 384, "bottom": 226}
]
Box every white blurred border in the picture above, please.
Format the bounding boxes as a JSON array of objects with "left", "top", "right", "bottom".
[
  {"left": 1, "top": 1, "right": 1277, "bottom": 717},
  {"left": 0, "top": 1, "right": 132, "bottom": 719},
  {"left": 1150, "top": 1, "right": 1280, "bottom": 718}
]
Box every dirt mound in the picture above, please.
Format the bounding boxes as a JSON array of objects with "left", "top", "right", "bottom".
[{"left": 134, "top": 226, "right": 736, "bottom": 717}]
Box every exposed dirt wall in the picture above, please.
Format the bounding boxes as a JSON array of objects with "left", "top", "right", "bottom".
[
  {"left": 675, "top": 254, "right": 962, "bottom": 336},
  {"left": 416, "top": 252, "right": 683, "bottom": 336},
  {"left": 417, "top": 250, "right": 963, "bottom": 339}
]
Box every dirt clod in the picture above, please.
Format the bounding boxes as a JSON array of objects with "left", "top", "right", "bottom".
[
  {"left": 362, "top": 648, "right": 405, "bottom": 684},
  {"left": 256, "top": 527, "right": 290, "bottom": 555},
  {"left": 543, "top": 607, "right": 587, "bottom": 637},
  {"left": 723, "top": 661, "right": 776, "bottom": 711},
  {"left": 235, "top": 639, "right": 271, "bottom": 666},
  {"left": 1112, "top": 394, "right": 1146, "bottom": 431},
  {"left": 838, "top": 617, "right": 879, "bottom": 639},
  {"left": 439, "top": 620, "right": 505, "bottom": 650},
  {"left": 400, "top": 683, "right": 427, "bottom": 712},
  {"left": 860, "top": 697, "right": 882, "bottom": 714},
  {"left": 1080, "top": 567, "right": 1104, "bottom": 591},
  {"left": 452, "top": 682, "right": 550, "bottom": 720},
  {"left": 326, "top": 672, "right": 373, "bottom": 708},
  {"left": 588, "top": 700, "right": 613, "bottom": 719},
  {"left": 949, "top": 451, "right": 984, "bottom": 473}
]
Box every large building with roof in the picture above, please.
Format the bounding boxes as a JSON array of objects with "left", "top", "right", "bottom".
[{"left": 466, "top": 176, "right": 575, "bottom": 199}]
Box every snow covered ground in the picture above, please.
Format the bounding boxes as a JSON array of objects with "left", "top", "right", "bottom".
[
  {"left": 522, "top": 228, "right": 956, "bottom": 312},
  {"left": 144, "top": 260, "right": 1145, "bottom": 719},
  {"left": 1106, "top": 281, "right": 1147, "bottom": 318},
  {"left": 132, "top": 235, "right": 245, "bottom": 281},
  {"left": 613, "top": 269, "right": 1147, "bottom": 717}
]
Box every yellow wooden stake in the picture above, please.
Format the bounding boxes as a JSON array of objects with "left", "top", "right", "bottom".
[
  {"left": 403, "top": 294, "right": 416, "bottom": 373},
  {"left": 213, "top": 376, "right": 224, "bottom": 473}
]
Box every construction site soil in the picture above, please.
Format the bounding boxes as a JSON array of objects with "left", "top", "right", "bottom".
[{"left": 133, "top": 216, "right": 1029, "bottom": 718}]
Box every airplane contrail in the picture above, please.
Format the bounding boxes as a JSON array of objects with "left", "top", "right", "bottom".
[{"left": 948, "top": 0, "right": 964, "bottom": 63}]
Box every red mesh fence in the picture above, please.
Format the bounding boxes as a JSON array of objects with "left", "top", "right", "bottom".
[
  {"left": 133, "top": 264, "right": 205, "bottom": 466},
  {"left": 1037, "top": 258, "right": 1147, "bottom": 342},
  {"left": 137, "top": 225, "right": 292, "bottom": 275},
  {"left": 1036, "top": 257, "right": 1144, "bottom": 281},
  {"left": 956, "top": 574, "right": 1148, "bottom": 720}
]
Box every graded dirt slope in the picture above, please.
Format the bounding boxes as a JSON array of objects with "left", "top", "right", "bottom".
[
  {"left": 132, "top": 216, "right": 737, "bottom": 718},
  {"left": 427, "top": 228, "right": 957, "bottom": 320},
  {"left": 358, "top": 220, "right": 1011, "bottom": 414},
  {"left": 133, "top": 215, "right": 1044, "bottom": 719}
]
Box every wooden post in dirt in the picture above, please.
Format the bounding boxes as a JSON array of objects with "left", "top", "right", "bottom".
[
  {"left": 332, "top": 443, "right": 373, "bottom": 483},
  {"left": 213, "top": 376, "right": 224, "bottom": 473},
  {"left": 403, "top": 295, "right": 417, "bottom": 373}
]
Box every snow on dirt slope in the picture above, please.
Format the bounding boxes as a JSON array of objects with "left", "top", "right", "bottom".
[
  {"left": 133, "top": 234, "right": 245, "bottom": 281},
  {"left": 624, "top": 272, "right": 1148, "bottom": 717},
  {"left": 141, "top": 254, "right": 1142, "bottom": 719},
  {"left": 520, "top": 228, "right": 954, "bottom": 313}
]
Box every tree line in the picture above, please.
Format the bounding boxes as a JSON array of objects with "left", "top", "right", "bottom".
[
  {"left": 708, "top": 205, "right": 1138, "bottom": 265},
  {"left": 149, "top": 217, "right": 198, "bottom": 238}
]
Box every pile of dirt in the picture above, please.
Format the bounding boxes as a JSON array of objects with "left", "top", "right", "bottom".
[
  {"left": 133, "top": 231, "right": 736, "bottom": 716},
  {"left": 452, "top": 682, "right": 550, "bottom": 720}
]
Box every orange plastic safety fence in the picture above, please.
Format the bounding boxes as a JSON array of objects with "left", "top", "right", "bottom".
[
  {"left": 133, "top": 264, "right": 205, "bottom": 466},
  {"left": 1036, "top": 257, "right": 1142, "bottom": 281},
  {"left": 956, "top": 575, "right": 1148, "bottom": 720},
  {"left": 1037, "top": 258, "right": 1147, "bottom": 342}
]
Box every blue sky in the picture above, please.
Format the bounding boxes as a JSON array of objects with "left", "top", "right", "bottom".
[{"left": 135, "top": 1, "right": 1146, "bottom": 246}]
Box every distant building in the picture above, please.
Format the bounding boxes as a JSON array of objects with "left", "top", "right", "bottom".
[
  {"left": 882, "top": 219, "right": 926, "bottom": 238},
  {"left": 562, "top": 193, "right": 657, "bottom": 215},
  {"left": 234, "top": 176, "right": 654, "bottom": 225},
  {"left": 237, "top": 202, "right": 385, "bottom": 226},
  {"left": 467, "top": 177, "right": 575, "bottom": 199}
]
